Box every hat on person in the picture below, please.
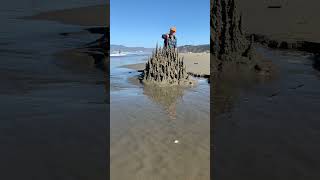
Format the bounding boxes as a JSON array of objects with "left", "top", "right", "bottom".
[{"left": 170, "top": 27, "right": 176, "bottom": 32}]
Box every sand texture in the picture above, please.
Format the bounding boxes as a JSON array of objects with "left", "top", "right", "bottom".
[
  {"left": 211, "top": 0, "right": 254, "bottom": 62},
  {"left": 24, "top": 4, "right": 109, "bottom": 26},
  {"left": 239, "top": 0, "right": 320, "bottom": 43}
]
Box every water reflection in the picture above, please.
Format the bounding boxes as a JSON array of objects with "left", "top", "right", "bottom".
[
  {"left": 84, "top": 27, "right": 109, "bottom": 71},
  {"left": 212, "top": 60, "right": 275, "bottom": 117},
  {"left": 142, "top": 84, "right": 184, "bottom": 120},
  {"left": 312, "top": 54, "right": 320, "bottom": 71},
  {"left": 213, "top": 48, "right": 320, "bottom": 180}
]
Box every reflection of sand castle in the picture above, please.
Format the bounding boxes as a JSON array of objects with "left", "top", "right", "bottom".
[
  {"left": 84, "top": 28, "right": 109, "bottom": 72},
  {"left": 143, "top": 85, "right": 184, "bottom": 120},
  {"left": 142, "top": 46, "right": 195, "bottom": 86},
  {"left": 84, "top": 28, "right": 109, "bottom": 94}
]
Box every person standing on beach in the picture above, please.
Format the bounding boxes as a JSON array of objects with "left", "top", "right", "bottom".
[{"left": 162, "top": 27, "right": 177, "bottom": 49}]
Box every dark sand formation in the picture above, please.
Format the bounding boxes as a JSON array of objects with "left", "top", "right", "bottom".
[
  {"left": 211, "top": 0, "right": 273, "bottom": 78},
  {"left": 141, "top": 46, "right": 195, "bottom": 86},
  {"left": 211, "top": 0, "right": 254, "bottom": 62},
  {"left": 122, "top": 53, "right": 210, "bottom": 79}
]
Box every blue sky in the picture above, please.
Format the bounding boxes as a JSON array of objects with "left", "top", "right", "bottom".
[{"left": 110, "top": 0, "right": 209, "bottom": 48}]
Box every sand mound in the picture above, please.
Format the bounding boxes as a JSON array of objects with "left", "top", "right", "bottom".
[{"left": 141, "top": 46, "right": 195, "bottom": 86}]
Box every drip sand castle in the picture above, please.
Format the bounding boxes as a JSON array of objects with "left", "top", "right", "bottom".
[
  {"left": 211, "top": 0, "right": 273, "bottom": 77},
  {"left": 211, "top": 0, "right": 255, "bottom": 63},
  {"left": 141, "top": 45, "right": 196, "bottom": 86}
]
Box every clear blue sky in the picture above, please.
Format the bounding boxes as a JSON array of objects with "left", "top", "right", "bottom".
[{"left": 110, "top": 0, "right": 209, "bottom": 48}]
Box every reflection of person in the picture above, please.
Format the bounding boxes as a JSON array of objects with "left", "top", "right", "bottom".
[
  {"left": 167, "top": 103, "right": 177, "bottom": 120},
  {"left": 162, "top": 27, "right": 177, "bottom": 49}
]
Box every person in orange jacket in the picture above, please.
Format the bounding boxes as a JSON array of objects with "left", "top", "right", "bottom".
[{"left": 162, "top": 27, "right": 177, "bottom": 49}]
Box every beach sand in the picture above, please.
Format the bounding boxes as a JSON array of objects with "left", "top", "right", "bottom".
[
  {"left": 182, "top": 53, "right": 210, "bottom": 76},
  {"left": 24, "top": 4, "right": 109, "bottom": 26},
  {"left": 213, "top": 47, "right": 320, "bottom": 180},
  {"left": 123, "top": 52, "right": 210, "bottom": 76},
  {"left": 0, "top": 2, "right": 108, "bottom": 179},
  {"left": 110, "top": 54, "right": 210, "bottom": 180},
  {"left": 240, "top": 0, "right": 320, "bottom": 43},
  {"left": 212, "top": 1, "right": 320, "bottom": 179}
]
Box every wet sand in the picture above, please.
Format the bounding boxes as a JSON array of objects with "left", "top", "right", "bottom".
[
  {"left": 211, "top": 1, "right": 320, "bottom": 179},
  {"left": 110, "top": 54, "right": 210, "bottom": 180},
  {"left": 24, "top": 4, "right": 109, "bottom": 26},
  {"left": 213, "top": 46, "right": 320, "bottom": 179},
  {"left": 123, "top": 52, "right": 210, "bottom": 76},
  {"left": 0, "top": 1, "right": 108, "bottom": 179}
]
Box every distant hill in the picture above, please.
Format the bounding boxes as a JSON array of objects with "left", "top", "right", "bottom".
[
  {"left": 110, "top": 45, "right": 153, "bottom": 52},
  {"left": 178, "top": 44, "right": 210, "bottom": 53},
  {"left": 111, "top": 44, "right": 210, "bottom": 53}
]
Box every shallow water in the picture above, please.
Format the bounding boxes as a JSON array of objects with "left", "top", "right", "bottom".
[
  {"left": 214, "top": 47, "right": 320, "bottom": 180},
  {"left": 0, "top": 1, "right": 107, "bottom": 179},
  {"left": 110, "top": 55, "right": 210, "bottom": 179}
]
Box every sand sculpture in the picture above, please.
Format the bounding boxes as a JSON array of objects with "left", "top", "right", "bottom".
[
  {"left": 141, "top": 45, "right": 195, "bottom": 86},
  {"left": 211, "top": 0, "right": 255, "bottom": 62}
]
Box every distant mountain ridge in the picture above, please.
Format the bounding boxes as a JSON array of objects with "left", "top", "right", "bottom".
[
  {"left": 178, "top": 44, "right": 210, "bottom": 53},
  {"left": 110, "top": 45, "right": 153, "bottom": 52},
  {"left": 111, "top": 44, "right": 210, "bottom": 53}
]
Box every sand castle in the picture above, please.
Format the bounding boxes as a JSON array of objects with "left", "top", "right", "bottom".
[
  {"left": 211, "top": 0, "right": 273, "bottom": 81},
  {"left": 211, "top": 0, "right": 255, "bottom": 63},
  {"left": 141, "top": 45, "right": 195, "bottom": 86}
]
